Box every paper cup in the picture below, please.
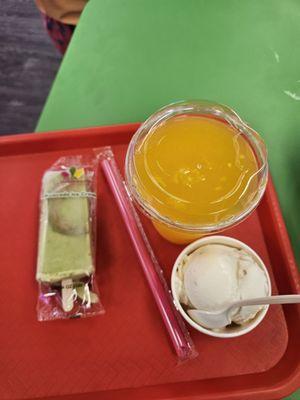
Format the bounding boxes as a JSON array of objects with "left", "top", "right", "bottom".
[{"left": 171, "top": 236, "right": 271, "bottom": 338}]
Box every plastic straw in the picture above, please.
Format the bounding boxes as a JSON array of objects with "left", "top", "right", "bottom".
[{"left": 98, "top": 147, "right": 197, "bottom": 361}]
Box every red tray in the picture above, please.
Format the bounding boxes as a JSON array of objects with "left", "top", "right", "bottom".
[{"left": 0, "top": 124, "right": 299, "bottom": 400}]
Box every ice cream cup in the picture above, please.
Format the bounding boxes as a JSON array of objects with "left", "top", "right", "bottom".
[{"left": 171, "top": 236, "right": 271, "bottom": 338}]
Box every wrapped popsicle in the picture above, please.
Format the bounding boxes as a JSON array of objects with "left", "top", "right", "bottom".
[{"left": 36, "top": 156, "right": 103, "bottom": 321}]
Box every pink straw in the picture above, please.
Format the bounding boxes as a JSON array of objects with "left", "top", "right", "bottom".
[{"left": 99, "top": 147, "right": 197, "bottom": 361}]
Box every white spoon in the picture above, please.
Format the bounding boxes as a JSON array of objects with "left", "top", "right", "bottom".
[{"left": 188, "top": 294, "right": 300, "bottom": 329}]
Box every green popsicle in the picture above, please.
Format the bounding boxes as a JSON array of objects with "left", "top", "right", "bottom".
[{"left": 36, "top": 171, "right": 94, "bottom": 284}]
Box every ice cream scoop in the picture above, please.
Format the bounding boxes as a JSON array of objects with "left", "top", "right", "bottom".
[{"left": 176, "top": 243, "right": 269, "bottom": 329}]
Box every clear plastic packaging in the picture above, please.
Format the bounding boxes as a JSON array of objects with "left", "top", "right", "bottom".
[{"left": 36, "top": 156, "right": 104, "bottom": 321}]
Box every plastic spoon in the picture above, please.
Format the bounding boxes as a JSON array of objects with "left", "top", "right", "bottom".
[{"left": 188, "top": 294, "right": 300, "bottom": 329}]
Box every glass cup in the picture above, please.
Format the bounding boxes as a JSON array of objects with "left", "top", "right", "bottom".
[{"left": 125, "top": 100, "right": 268, "bottom": 244}]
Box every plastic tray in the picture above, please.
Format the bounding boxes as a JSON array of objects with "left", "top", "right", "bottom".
[{"left": 0, "top": 124, "right": 299, "bottom": 400}]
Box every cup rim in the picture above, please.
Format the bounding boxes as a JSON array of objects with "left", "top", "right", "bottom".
[
  {"left": 171, "top": 235, "right": 272, "bottom": 338},
  {"left": 125, "top": 100, "right": 268, "bottom": 234}
]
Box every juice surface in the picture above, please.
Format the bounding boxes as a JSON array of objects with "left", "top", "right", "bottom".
[{"left": 134, "top": 115, "right": 259, "bottom": 227}]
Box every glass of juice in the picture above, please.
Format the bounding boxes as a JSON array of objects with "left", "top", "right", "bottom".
[{"left": 125, "top": 101, "right": 268, "bottom": 244}]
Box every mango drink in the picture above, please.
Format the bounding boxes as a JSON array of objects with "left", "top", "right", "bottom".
[{"left": 126, "top": 102, "right": 267, "bottom": 244}]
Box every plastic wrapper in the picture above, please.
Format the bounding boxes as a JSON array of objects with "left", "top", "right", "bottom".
[
  {"left": 36, "top": 156, "right": 104, "bottom": 321},
  {"left": 96, "top": 147, "right": 197, "bottom": 361}
]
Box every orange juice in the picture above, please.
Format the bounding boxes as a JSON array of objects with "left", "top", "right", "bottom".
[{"left": 133, "top": 115, "right": 259, "bottom": 242}]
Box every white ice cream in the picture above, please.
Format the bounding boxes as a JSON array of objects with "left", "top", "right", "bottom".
[{"left": 176, "top": 244, "right": 269, "bottom": 327}]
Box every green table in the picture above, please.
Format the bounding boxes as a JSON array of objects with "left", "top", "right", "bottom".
[
  {"left": 37, "top": 0, "right": 300, "bottom": 264},
  {"left": 36, "top": 1, "right": 300, "bottom": 397}
]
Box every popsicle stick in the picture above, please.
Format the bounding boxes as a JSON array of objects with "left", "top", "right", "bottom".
[{"left": 61, "top": 278, "right": 74, "bottom": 312}]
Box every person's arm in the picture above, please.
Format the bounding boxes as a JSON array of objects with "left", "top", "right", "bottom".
[{"left": 35, "top": 0, "right": 88, "bottom": 25}]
